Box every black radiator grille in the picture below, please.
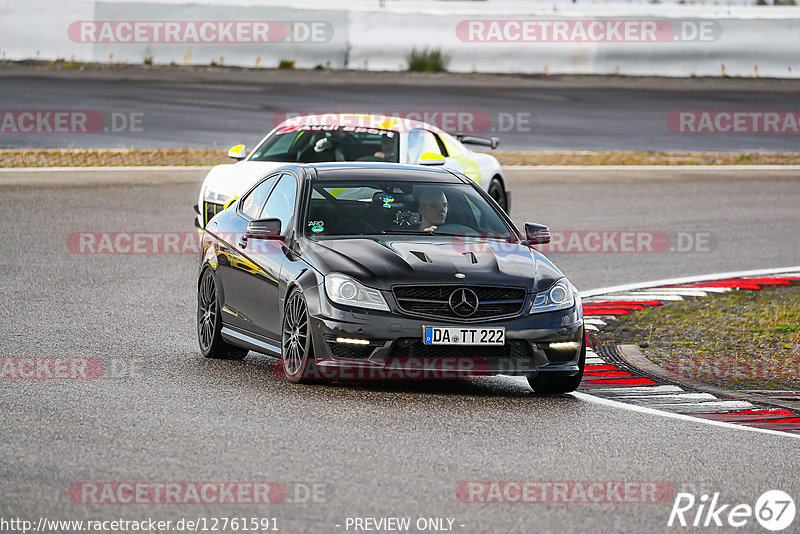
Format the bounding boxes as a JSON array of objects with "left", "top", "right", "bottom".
[
  {"left": 390, "top": 338, "right": 532, "bottom": 361},
  {"left": 393, "top": 285, "right": 526, "bottom": 320}
]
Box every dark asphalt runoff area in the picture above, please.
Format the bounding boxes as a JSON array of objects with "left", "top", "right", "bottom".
[
  {"left": 1, "top": 169, "right": 799, "bottom": 533},
  {"left": 2, "top": 64, "right": 800, "bottom": 152}
]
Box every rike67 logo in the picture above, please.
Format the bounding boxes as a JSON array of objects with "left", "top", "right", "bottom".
[{"left": 668, "top": 490, "right": 795, "bottom": 531}]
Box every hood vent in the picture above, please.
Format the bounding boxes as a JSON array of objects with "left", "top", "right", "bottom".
[
  {"left": 462, "top": 252, "right": 478, "bottom": 264},
  {"left": 410, "top": 250, "right": 432, "bottom": 263}
]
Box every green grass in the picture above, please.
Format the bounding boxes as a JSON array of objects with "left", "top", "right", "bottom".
[{"left": 406, "top": 47, "right": 450, "bottom": 72}]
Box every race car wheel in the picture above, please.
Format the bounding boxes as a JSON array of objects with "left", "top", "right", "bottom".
[
  {"left": 488, "top": 178, "right": 507, "bottom": 211},
  {"left": 281, "top": 289, "right": 319, "bottom": 383},
  {"left": 527, "top": 338, "right": 586, "bottom": 394},
  {"left": 198, "top": 268, "right": 248, "bottom": 360}
]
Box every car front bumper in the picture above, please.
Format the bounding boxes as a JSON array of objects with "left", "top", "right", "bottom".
[{"left": 304, "top": 287, "right": 583, "bottom": 380}]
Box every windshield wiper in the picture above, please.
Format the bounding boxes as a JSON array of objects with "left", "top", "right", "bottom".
[
  {"left": 381, "top": 230, "right": 434, "bottom": 235},
  {"left": 380, "top": 230, "right": 515, "bottom": 240}
]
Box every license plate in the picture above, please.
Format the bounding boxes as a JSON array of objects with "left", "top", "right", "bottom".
[{"left": 422, "top": 326, "right": 505, "bottom": 346}]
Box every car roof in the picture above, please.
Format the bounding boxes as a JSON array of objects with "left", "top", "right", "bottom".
[
  {"left": 303, "top": 162, "right": 465, "bottom": 183},
  {"left": 274, "top": 113, "right": 445, "bottom": 135}
]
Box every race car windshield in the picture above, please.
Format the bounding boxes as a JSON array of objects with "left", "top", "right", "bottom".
[
  {"left": 305, "top": 181, "right": 516, "bottom": 240},
  {"left": 249, "top": 126, "right": 400, "bottom": 163}
]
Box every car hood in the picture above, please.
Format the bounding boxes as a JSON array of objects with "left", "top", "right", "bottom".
[
  {"left": 301, "top": 236, "right": 564, "bottom": 293},
  {"left": 203, "top": 161, "right": 287, "bottom": 198}
]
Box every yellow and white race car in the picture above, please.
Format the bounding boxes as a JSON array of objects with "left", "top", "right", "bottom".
[{"left": 195, "top": 114, "right": 509, "bottom": 229}]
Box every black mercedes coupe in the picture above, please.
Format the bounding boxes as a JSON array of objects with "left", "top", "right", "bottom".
[{"left": 197, "top": 162, "right": 585, "bottom": 393}]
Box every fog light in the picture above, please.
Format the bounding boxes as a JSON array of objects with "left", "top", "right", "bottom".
[
  {"left": 336, "top": 337, "right": 370, "bottom": 345},
  {"left": 548, "top": 341, "right": 580, "bottom": 349}
]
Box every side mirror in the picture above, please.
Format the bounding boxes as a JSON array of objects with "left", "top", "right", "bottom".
[
  {"left": 244, "top": 218, "right": 282, "bottom": 242},
  {"left": 227, "top": 144, "right": 247, "bottom": 160},
  {"left": 522, "top": 222, "right": 550, "bottom": 245},
  {"left": 418, "top": 152, "right": 446, "bottom": 166}
]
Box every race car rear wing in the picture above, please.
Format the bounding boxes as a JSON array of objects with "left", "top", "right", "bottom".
[{"left": 455, "top": 134, "right": 500, "bottom": 150}]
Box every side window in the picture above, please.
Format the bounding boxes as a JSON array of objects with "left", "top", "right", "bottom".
[
  {"left": 240, "top": 174, "right": 280, "bottom": 219},
  {"left": 439, "top": 132, "right": 465, "bottom": 156},
  {"left": 260, "top": 174, "right": 298, "bottom": 234},
  {"left": 433, "top": 134, "right": 449, "bottom": 157},
  {"left": 407, "top": 129, "right": 443, "bottom": 163}
]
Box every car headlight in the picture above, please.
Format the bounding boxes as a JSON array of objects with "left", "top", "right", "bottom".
[
  {"left": 324, "top": 273, "right": 390, "bottom": 311},
  {"left": 204, "top": 188, "right": 235, "bottom": 205},
  {"left": 530, "top": 278, "right": 575, "bottom": 314}
]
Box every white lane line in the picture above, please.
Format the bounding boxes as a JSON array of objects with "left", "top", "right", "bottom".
[
  {"left": 639, "top": 287, "right": 730, "bottom": 295},
  {"left": 659, "top": 287, "right": 732, "bottom": 293},
  {"left": 584, "top": 296, "right": 676, "bottom": 303},
  {"left": 504, "top": 165, "right": 800, "bottom": 171},
  {"left": 582, "top": 267, "right": 800, "bottom": 298},
  {"left": 621, "top": 393, "right": 718, "bottom": 401},
  {"left": 589, "top": 385, "right": 684, "bottom": 394},
  {"left": 573, "top": 392, "right": 800, "bottom": 440},
  {"left": 598, "top": 293, "right": 684, "bottom": 301},
  {"left": 627, "top": 289, "right": 709, "bottom": 297},
  {"left": 0, "top": 166, "right": 214, "bottom": 172},
  {"left": 656, "top": 401, "right": 754, "bottom": 410}
]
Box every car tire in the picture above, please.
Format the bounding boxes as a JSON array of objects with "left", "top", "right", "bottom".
[
  {"left": 281, "top": 288, "right": 320, "bottom": 383},
  {"left": 488, "top": 177, "right": 507, "bottom": 212},
  {"left": 197, "top": 268, "right": 248, "bottom": 360},
  {"left": 527, "top": 338, "right": 586, "bottom": 394}
]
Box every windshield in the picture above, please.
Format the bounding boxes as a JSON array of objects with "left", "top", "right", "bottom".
[
  {"left": 249, "top": 125, "right": 400, "bottom": 163},
  {"left": 305, "top": 180, "right": 516, "bottom": 240}
]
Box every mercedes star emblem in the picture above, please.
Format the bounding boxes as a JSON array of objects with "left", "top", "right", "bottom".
[{"left": 449, "top": 288, "right": 480, "bottom": 317}]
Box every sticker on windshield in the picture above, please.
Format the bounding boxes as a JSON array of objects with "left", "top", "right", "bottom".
[
  {"left": 382, "top": 195, "right": 395, "bottom": 208},
  {"left": 309, "top": 220, "right": 325, "bottom": 233}
]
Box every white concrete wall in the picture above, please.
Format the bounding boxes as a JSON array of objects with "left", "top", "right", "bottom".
[{"left": 1, "top": 0, "right": 799, "bottom": 78}]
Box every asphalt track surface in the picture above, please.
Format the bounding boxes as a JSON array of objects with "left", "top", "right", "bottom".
[
  {"left": 2, "top": 65, "right": 800, "bottom": 152},
  {"left": 1, "top": 169, "right": 799, "bottom": 533}
]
